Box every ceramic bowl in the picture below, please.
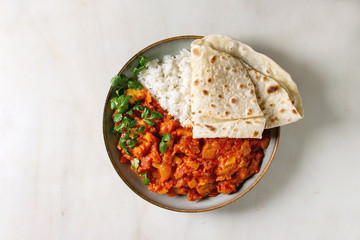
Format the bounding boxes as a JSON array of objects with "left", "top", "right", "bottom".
[{"left": 103, "top": 36, "right": 280, "bottom": 212}]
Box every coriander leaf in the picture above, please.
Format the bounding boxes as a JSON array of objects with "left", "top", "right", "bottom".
[
  {"left": 113, "top": 125, "right": 123, "bottom": 133},
  {"left": 131, "top": 158, "right": 139, "bottom": 170},
  {"left": 115, "top": 88, "right": 124, "bottom": 96},
  {"left": 113, "top": 114, "right": 123, "bottom": 123},
  {"left": 133, "top": 105, "right": 144, "bottom": 111},
  {"left": 128, "top": 80, "right": 143, "bottom": 90},
  {"left": 159, "top": 141, "right": 167, "bottom": 154},
  {"left": 133, "top": 134, "right": 139, "bottom": 139},
  {"left": 111, "top": 74, "right": 128, "bottom": 87},
  {"left": 117, "top": 95, "right": 132, "bottom": 114},
  {"left": 135, "top": 125, "right": 145, "bottom": 133},
  {"left": 149, "top": 111, "right": 163, "bottom": 119},
  {"left": 134, "top": 100, "right": 143, "bottom": 105},
  {"left": 110, "top": 97, "right": 120, "bottom": 110},
  {"left": 122, "top": 132, "right": 131, "bottom": 140},
  {"left": 140, "top": 171, "right": 150, "bottom": 185},
  {"left": 127, "top": 109, "right": 134, "bottom": 115},
  {"left": 119, "top": 139, "right": 131, "bottom": 155},
  {"left": 139, "top": 56, "right": 148, "bottom": 67},
  {"left": 133, "top": 68, "right": 140, "bottom": 76},
  {"left": 141, "top": 107, "right": 151, "bottom": 119},
  {"left": 162, "top": 133, "right": 171, "bottom": 142},
  {"left": 126, "top": 139, "right": 138, "bottom": 149},
  {"left": 144, "top": 119, "right": 156, "bottom": 127}
]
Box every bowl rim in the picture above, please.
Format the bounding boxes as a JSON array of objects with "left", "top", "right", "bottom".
[{"left": 103, "top": 35, "right": 281, "bottom": 213}]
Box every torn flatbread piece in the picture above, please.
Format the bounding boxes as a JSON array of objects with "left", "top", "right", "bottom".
[
  {"left": 190, "top": 43, "right": 265, "bottom": 138},
  {"left": 193, "top": 35, "right": 304, "bottom": 128},
  {"left": 244, "top": 62, "right": 302, "bottom": 128}
]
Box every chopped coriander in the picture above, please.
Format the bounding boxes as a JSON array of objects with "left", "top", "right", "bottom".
[
  {"left": 149, "top": 111, "right": 163, "bottom": 120},
  {"left": 110, "top": 97, "right": 120, "bottom": 110},
  {"left": 159, "top": 133, "right": 171, "bottom": 154},
  {"left": 126, "top": 139, "right": 138, "bottom": 149},
  {"left": 127, "top": 109, "right": 134, "bottom": 115},
  {"left": 144, "top": 119, "right": 156, "bottom": 127},
  {"left": 122, "top": 132, "right": 131, "bottom": 140},
  {"left": 117, "top": 95, "right": 132, "bottom": 114},
  {"left": 128, "top": 80, "right": 143, "bottom": 90},
  {"left": 131, "top": 158, "right": 139, "bottom": 169},
  {"left": 141, "top": 107, "right": 151, "bottom": 119},
  {"left": 123, "top": 116, "right": 138, "bottom": 129},
  {"left": 133, "top": 68, "right": 140, "bottom": 76},
  {"left": 135, "top": 125, "right": 145, "bottom": 133},
  {"left": 119, "top": 139, "right": 131, "bottom": 155},
  {"left": 113, "top": 125, "right": 123, "bottom": 133},
  {"left": 133, "top": 133, "right": 139, "bottom": 139},
  {"left": 111, "top": 74, "right": 128, "bottom": 88},
  {"left": 139, "top": 56, "right": 148, "bottom": 66},
  {"left": 162, "top": 133, "right": 171, "bottom": 142},
  {"left": 159, "top": 141, "right": 168, "bottom": 154},
  {"left": 134, "top": 100, "right": 143, "bottom": 105},
  {"left": 115, "top": 87, "right": 124, "bottom": 96},
  {"left": 139, "top": 171, "right": 150, "bottom": 185},
  {"left": 133, "top": 104, "right": 144, "bottom": 111},
  {"left": 113, "top": 114, "right": 123, "bottom": 123}
]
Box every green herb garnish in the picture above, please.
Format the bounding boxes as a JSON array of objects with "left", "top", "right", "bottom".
[
  {"left": 113, "top": 114, "right": 123, "bottom": 123},
  {"left": 126, "top": 139, "right": 138, "bottom": 149},
  {"left": 159, "top": 133, "right": 171, "bottom": 154},
  {"left": 135, "top": 125, "right": 145, "bottom": 133},
  {"left": 131, "top": 158, "right": 149, "bottom": 185},
  {"left": 119, "top": 139, "right": 131, "bottom": 155},
  {"left": 133, "top": 105, "right": 144, "bottom": 111},
  {"left": 149, "top": 111, "right": 163, "bottom": 119},
  {"left": 128, "top": 80, "right": 143, "bottom": 90},
  {"left": 133, "top": 56, "right": 148, "bottom": 76},
  {"left": 131, "top": 158, "right": 139, "bottom": 169},
  {"left": 139, "top": 171, "right": 150, "bottom": 185},
  {"left": 139, "top": 56, "right": 148, "bottom": 66},
  {"left": 144, "top": 119, "right": 156, "bottom": 127},
  {"left": 141, "top": 107, "right": 151, "bottom": 119},
  {"left": 111, "top": 74, "right": 128, "bottom": 88}
]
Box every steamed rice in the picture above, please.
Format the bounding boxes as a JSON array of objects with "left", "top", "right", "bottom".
[{"left": 138, "top": 49, "right": 191, "bottom": 127}]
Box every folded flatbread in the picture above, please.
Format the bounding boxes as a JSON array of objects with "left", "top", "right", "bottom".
[
  {"left": 192, "top": 35, "right": 304, "bottom": 129},
  {"left": 190, "top": 43, "right": 265, "bottom": 138}
]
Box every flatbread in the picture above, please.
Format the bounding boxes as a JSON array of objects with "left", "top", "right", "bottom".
[
  {"left": 244, "top": 62, "right": 302, "bottom": 128},
  {"left": 190, "top": 43, "right": 265, "bottom": 138},
  {"left": 192, "top": 35, "right": 304, "bottom": 128}
]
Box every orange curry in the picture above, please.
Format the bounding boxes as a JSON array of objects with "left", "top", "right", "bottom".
[{"left": 114, "top": 88, "right": 270, "bottom": 201}]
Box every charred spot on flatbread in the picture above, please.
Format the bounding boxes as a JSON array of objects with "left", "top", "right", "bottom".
[
  {"left": 245, "top": 121, "right": 252, "bottom": 125},
  {"left": 232, "top": 69, "right": 237, "bottom": 73},
  {"left": 192, "top": 48, "right": 200, "bottom": 56},
  {"left": 266, "top": 85, "right": 280, "bottom": 94},
  {"left": 202, "top": 90, "right": 209, "bottom": 96},
  {"left": 210, "top": 104, "right": 216, "bottom": 108},
  {"left": 205, "top": 124, "right": 216, "bottom": 132},
  {"left": 238, "top": 83, "right": 244, "bottom": 89},
  {"left": 230, "top": 98, "right": 237, "bottom": 104},
  {"left": 210, "top": 56, "right": 217, "bottom": 64},
  {"left": 292, "top": 109, "right": 298, "bottom": 114},
  {"left": 218, "top": 94, "right": 222, "bottom": 99},
  {"left": 269, "top": 103, "right": 274, "bottom": 107},
  {"left": 252, "top": 131, "right": 259, "bottom": 137},
  {"left": 193, "top": 79, "right": 200, "bottom": 86},
  {"left": 279, "top": 109, "right": 286, "bottom": 113},
  {"left": 225, "top": 111, "right": 230, "bottom": 116},
  {"left": 247, "top": 108, "right": 253, "bottom": 116}
]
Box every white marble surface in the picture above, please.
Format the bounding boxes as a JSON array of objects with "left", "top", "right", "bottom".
[{"left": 1, "top": 0, "right": 360, "bottom": 239}]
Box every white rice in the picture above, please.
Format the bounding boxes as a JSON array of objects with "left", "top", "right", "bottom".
[{"left": 138, "top": 49, "right": 191, "bottom": 127}]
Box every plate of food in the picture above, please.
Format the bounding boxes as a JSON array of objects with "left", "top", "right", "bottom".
[{"left": 103, "top": 35, "right": 303, "bottom": 212}]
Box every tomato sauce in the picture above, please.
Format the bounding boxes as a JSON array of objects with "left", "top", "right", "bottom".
[{"left": 115, "top": 88, "right": 270, "bottom": 201}]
